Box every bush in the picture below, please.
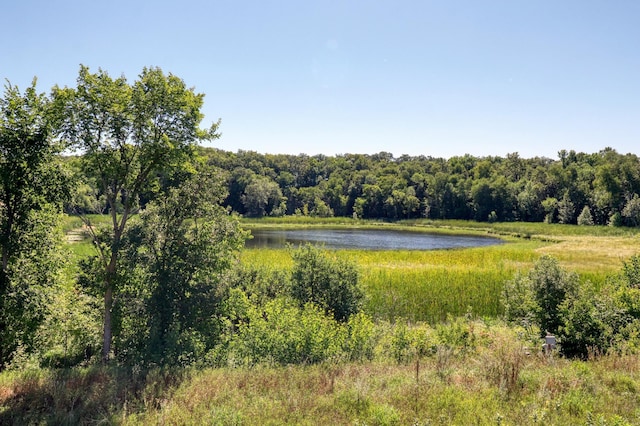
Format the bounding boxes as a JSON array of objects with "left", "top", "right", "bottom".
[
  {"left": 609, "top": 212, "right": 623, "bottom": 227},
  {"left": 529, "top": 256, "right": 579, "bottom": 335},
  {"left": 502, "top": 256, "right": 579, "bottom": 336},
  {"left": 226, "top": 297, "right": 346, "bottom": 365},
  {"left": 290, "top": 244, "right": 363, "bottom": 322},
  {"left": 557, "top": 257, "right": 640, "bottom": 358}
]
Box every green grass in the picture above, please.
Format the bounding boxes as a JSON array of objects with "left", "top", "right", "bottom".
[
  {"left": 238, "top": 218, "right": 640, "bottom": 323},
  {"left": 10, "top": 216, "right": 638, "bottom": 424},
  {"left": 66, "top": 215, "right": 640, "bottom": 322},
  {"left": 6, "top": 323, "right": 639, "bottom": 425},
  {"left": 61, "top": 213, "right": 114, "bottom": 233}
]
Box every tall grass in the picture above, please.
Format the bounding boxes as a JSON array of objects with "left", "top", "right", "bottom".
[
  {"left": 123, "top": 331, "right": 640, "bottom": 425},
  {"left": 241, "top": 219, "right": 640, "bottom": 323},
  {"left": 242, "top": 239, "right": 546, "bottom": 322}
]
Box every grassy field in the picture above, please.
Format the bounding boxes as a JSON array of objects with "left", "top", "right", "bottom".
[
  {"left": 3, "top": 216, "right": 639, "bottom": 424},
  {"left": 3, "top": 322, "right": 640, "bottom": 425}
]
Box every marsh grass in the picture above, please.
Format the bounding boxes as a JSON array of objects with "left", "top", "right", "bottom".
[{"left": 241, "top": 219, "right": 640, "bottom": 323}]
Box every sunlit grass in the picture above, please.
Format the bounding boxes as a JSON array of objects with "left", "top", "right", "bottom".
[
  {"left": 68, "top": 216, "right": 640, "bottom": 322},
  {"left": 241, "top": 222, "right": 640, "bottom": 323},
  {"left": 124, "top": 346, "right": 640, "bottom": 425}
]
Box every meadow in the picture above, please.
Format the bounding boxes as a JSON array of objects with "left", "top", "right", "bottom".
[{"left": 3, "top": 217, "right": 640, "bottom": 424}]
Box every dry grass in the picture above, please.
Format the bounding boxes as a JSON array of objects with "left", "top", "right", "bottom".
[
  {"left": 537, "top": 235, "right": 640, "bottom": 273},
  {"left": 127, "top": 350, "right": 640, "bottom": 425}
]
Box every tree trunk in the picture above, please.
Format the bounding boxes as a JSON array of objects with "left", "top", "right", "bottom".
[
  {"left": 102, "top": 282, "right": 113, "bottom": 362},
  {"left": 102, "top": 238, "right": 119, "bottom": 363}
]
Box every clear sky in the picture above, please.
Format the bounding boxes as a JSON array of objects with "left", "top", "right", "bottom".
[{"left": 2, "top": 1, "right": 639, "bottom": 159}]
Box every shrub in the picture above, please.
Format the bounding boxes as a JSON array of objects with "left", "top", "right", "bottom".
[
  {"left": 226, "top": 297, "right": 346, "bottom": 365},
  {"left": 502, "top": 256, "right": 579, "bottom": 336},
  {"left": 502, "top": 272, "right": 538, "bottom": 327},
  {"left": 343, "top": 313, "right": 378, "bottom": 362},
  {"left": 609, "top": 212, "right": 623, "bottom": 227},
  {"left": 290, "top": 244, "right": 363, "bottom": 322},
  {"left": 558, "top": 257, "right": 640, "bottom": 358},
  {"left": 530, "top": 256, "right": 579, "bottom": 335}
]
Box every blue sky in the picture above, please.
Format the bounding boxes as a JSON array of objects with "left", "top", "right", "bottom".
[{"left": 2, "top": 1, "right": 639, "bottom": 159}]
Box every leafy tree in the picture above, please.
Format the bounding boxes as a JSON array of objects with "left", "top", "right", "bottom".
[
  {"left": 541, "top": 197, "right": 558, "bottom": 223},
  {"left": 116, "top": 171, "right": 247, "bottom": 365},
  {"left": 471, "top": 180, "right": 494, "bottom": 222},
  {"left": 290, "top": 244, "right": 363, "bottom": 322},
  {"left": 242, "top": 175, "right": 286, "bottom": 217},
  {"left": 0, "top": 81, "right": 69, "bottom": 369},
  {"left": 55, "top": 66, "right": 219, "bottom": 361}
]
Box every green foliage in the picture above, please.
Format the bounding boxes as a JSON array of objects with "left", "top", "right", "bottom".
[
  {"left": 621, "top": 255, "right": 640, "bottom": 288},
  {"left": 528, "top": 255, "right": 580, "bottom": 334},
  {"left": 622, "top": 194, "right": 640, "bottom": 227},
  {"left": 503, "top": 254, "right": 640, "bottom": 358},
  {"left": 557, "top": 257, "right": 640, "bottom": 358},
  {"left": 227, "top": 263, "right": 291, "bottom": 305},
  {"left": 55, "top": 65, "right": 219, "bottom": 361},
  {"left": 388, "top": 321, "right": 436, "bottom": 363},
  {"left": 501, "top": 255, "right": 580, "bottom": 338},
  {"left": 558, "top": 193, "right": 576, "bottom": 224},
  {"left": 290, "top": 244, "right": 363, "bottom": 322},
  {"left": 608, "top": 211, "right": 623, "bottom": 227},
  {"left": 242, "top": 176, "right": 286, "bottom": 217},
  {"left": 343, "top": 312, "right": 378, "bottom": 362},
  {"left": 502, "top": 272, "right": 538, "bottom": 326},
  {"left": 114, "top": 172, "right": 247, "bottom": 366},
  {"left": 0, "top": 81, "right": 69, "bottom": 369},
  {"left": 577, "top": 205, "right": 595, "bottom": 226},
  {"left": 202, "top": 148, "right": 640, "bottom": 226},
  {"left": 224, "top": 297, "right": 346, "bottom": 366}
]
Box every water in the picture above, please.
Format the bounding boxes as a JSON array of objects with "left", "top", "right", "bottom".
[{"left": 245, "top": 228, "right": 503, "bottom": 250}]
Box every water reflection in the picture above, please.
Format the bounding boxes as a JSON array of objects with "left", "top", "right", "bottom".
[{"left": 245, "top": 228, "right": 502, "bottom": 250}]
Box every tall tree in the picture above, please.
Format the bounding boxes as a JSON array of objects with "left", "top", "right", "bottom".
[
  {"left": 55, "top": 66, "right": 219, "bottom": 361},
  {"left": 0, "top": 80, "right": 68, "bottom": 368},
  {"left": 117, "top": 171, "right": 247, "bottom": 365}
]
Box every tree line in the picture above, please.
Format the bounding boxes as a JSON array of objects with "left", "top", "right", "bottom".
[{"left": 196, "top": 147, "right": 640, "bottom": 226}]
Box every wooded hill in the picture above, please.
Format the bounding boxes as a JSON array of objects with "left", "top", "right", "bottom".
[{"left": 191, "top": 147, "right": 640, "bottom": 225}]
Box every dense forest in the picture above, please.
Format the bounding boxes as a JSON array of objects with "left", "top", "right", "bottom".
[{"left": 183, "top": 147, "right": 640, "bottom": 225}]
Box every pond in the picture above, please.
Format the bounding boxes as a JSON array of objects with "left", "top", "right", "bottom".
[{"left": 245, "top": 228, "right": 503, "bottom": 250}]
